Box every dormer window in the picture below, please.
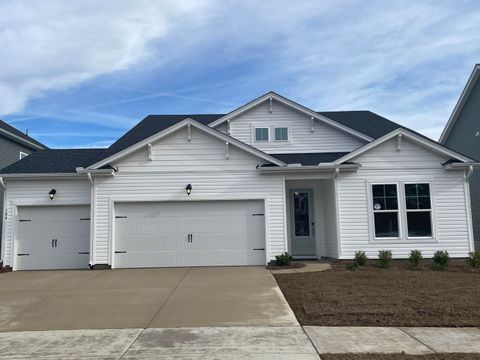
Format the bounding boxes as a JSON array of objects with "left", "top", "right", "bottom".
[
  {"left": 255, "top": 127, "right": 269, "bottom": 142},
  {"left": 274, "top": 127, "right": 289, "bottom": 141}
]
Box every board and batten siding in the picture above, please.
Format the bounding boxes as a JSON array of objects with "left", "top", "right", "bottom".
[
  {"left": 92, "top": 126, "right": 286, "bottom": 266},
  {"left": 1, "top": 179, "right": 90, "bottom": 267},
  {"left": 219, "top": 101, "right": 367, "bottom": 154},
  {"left": 336, "top": 137, "right": 473, "bottom": 258}
]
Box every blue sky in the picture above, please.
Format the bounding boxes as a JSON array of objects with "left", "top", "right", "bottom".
[{"left": 1, "top": 0, "right": 479, "bottom": 148}]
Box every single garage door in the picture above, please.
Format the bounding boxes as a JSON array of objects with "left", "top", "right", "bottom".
[
  {"left": 114, "top": 200, "right": 266, "bottom": 268},
  {"left": 16, "top": 205, "right": 90, "bottom": 270}
]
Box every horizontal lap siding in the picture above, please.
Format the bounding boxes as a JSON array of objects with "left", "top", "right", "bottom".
[
  {"left": 336, "top": 137, "right": 472, "bottom": 258},
  {"left": 93, "top": 127, "right": 286, "bottom": 265},
  {"left": 226, "top": 101, "right": 366, "bottom": 154},
  {"left": 2, "top": 179, "right": 90, "bottom": 266}
]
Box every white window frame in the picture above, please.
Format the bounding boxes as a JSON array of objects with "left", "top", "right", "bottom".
[
  {"left": 254, "top": 127, "right": 270, "bottom": 142},
  {"left": 273, "top": 126, "right": 289, "bottom": 142},
  {"left": 19, "top": 151, "right": 28, "bottom": 160},
  {"left": 370, "top": 182, "right": 401, "bottom": 240},
  {"left": 403, "top": 182, "right": 435, "bottom": 240}
]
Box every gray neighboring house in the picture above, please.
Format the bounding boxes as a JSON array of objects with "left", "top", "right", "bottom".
[
  {"left": 440, "top": 64, "right": 480, "bottom": 251},
  {"left": 0, "top": 120, "right": 46, "bottom": 256}
]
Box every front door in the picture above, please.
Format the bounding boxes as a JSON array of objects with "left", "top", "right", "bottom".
[{"left": 289, "top": 189, "right": 316, "bottom": 256}]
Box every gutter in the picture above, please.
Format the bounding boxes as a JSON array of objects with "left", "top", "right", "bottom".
[
  {"left": 76, "top": 167, "right": 114, "bottom": 176},
  {"left": 257, "top": 163, "right": 360, "bottom": 173},
  {"left": 0, "top": 128, "right": 45, "bottom": 150},
  {"left": 443, "top": 162, "right": 480, "bottom": 170}
]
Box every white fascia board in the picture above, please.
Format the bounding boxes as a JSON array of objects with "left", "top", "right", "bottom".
[
  {"left": 87, "top": 118, "right": 286, "bottom": 169},
  {"left": 0, "top": 128, "right": 45, "bottom": 150},
  {"left": 208, "top": 91, "right": 373, "bottom": 142},
  {"left": 439, "top": 64, "right": 480, "bottom": 143},
  {"left": 443, "top": 162, "right": 480, "bottom": 169},
  {"left": 258, "top": 163, "right": 360, "bottom": 173},
  {"left": 75, "top": 167, "right": 115, "bottom": 176},
  {"left": 0, "top": 173, "right": 81, "bottom": 178},
  {"left": 334, "top": 128, "right": 475, "bottom": 165}
]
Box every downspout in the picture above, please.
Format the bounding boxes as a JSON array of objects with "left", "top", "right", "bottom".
[
  {"left": 87, "top": 172, "right": 95, "bottom": 269},
  {"left": 465, "top": 165, "right": 474, "bottom": 181}
]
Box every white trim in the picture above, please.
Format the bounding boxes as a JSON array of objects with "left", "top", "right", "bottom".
[
  {"left": 273, "top": 126, "right": 290, "bottom": 142},
  {"left": 333, "top": 177, "right": 342, "bottom": 258},
  {"left": 87, "top": 118, "right": 286, "bottom": 169},
  {"left": 208, "top": 92, "right": 373, "bottom": 142},
  {"left": 258, "top": 164, "right": 360, "bottom": 174},
  {"left": 1, "top": 188, "right": 7, "bottom": 264},
  {"left": 19, "top": 151, "right": 28, "bottom": 160},
  {"left": 403, "top": 182, "right": 435, "bottom": 240},
  {"left": 439, "top": 64, "right": 480, "bottom": 143},
  {"left": 253, "top": 126, "right": 270, "bottom": 142},
  {"left": 368, "top": 182, "right": 402, "bottom": 241},
  {"left": 0, "top": 128, "right": 45, "bottom": 150},
  {"left": 108, "top": 194, "right": 271, "bottom": 268},
  {"left": 334, "top": 128, "right": 475, "bottom": 164}
]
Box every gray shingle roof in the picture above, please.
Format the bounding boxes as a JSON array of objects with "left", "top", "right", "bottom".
[
  {"left": 0, "top": 110, "right": 426, "bottom": 174},
  {"left": 0, "top": 149, "right": 107, "bottom": 174},
  {"left": 271, "top": 152, "right": 350, "bottom": 165},
  {"left": 0, "top": 119, "right": 47, "bottom": 149}
]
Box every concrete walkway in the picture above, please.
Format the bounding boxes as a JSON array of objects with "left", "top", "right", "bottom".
[
  {"left": 304, "top": 326, "right": 480, "bottom": 354},
  {"left": 0, "top": 327, "right": 320, "bottom": 359}
]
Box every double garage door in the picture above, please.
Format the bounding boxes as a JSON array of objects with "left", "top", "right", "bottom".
[
  {"left": 114, "top": 200, "right": 266, "bottom": 268},
  {"left": 16, "top": 205, "right": 90, "bottom": 270},
  {"left": 15, "top": 200, "right": 266, "bottom": 270}
]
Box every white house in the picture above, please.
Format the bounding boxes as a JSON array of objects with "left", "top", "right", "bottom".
[{"left": 1, "top": 92, "right": 478, "bottom": 270}]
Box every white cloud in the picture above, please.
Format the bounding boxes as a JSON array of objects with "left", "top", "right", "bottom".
[{"left": 0, "top": 0, "right": 212, "bottom": 114}]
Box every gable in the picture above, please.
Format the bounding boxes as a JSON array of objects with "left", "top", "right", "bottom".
[
  {"left": 223, "top": 100, "right": 367, "bottom": 154},
  {"left": 113, "top": 126, "right": 273, "bottom": 172},
  {"left": 442, "top": 76, "right": 480, "bottom": 160},
  {"left": 351, "top": 136, "right": 450, "bottom": 169}
]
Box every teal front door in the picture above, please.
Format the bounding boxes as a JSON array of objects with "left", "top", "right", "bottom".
[{"left": 290, "top": 189, "right": 316, "bottom": 256}]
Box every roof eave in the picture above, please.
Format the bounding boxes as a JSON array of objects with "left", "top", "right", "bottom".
[
  {"left": 439, "top": 64, "right": 480, "bottom": 143},
  {"left": 0, "top": 128, "right": 46, "bottom": 150}
]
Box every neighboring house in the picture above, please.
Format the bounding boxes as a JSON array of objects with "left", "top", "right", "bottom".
[
  {"left": 0, "top": 120, "right": 46, "bottom": 260},
  {"left": 440, "top": 64, "right": 480, "bottom": 251},
  {"left": 0, "top": 92, "right": 477, "bottom": 271}
]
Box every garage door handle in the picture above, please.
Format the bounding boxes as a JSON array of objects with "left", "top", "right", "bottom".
[
  {"left": 18, "top": 253, "right": 30, "bottom": 256},
  {"left": 115, "top": 251, "right": 127, "bottom": 254},
  {"left": 51, "top": 239, "right": 55, "bottom": 248},
  {"left": 55, "top": 239, "right": 58, "bottom": 248},
  {"left": 253, "top": 248, "right": 265, "bottom": 251},
  {"left": 78, "top": 252, "right": 89, "bottom": 255}
]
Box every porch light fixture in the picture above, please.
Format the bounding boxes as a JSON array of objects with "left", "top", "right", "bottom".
[
  {"left": 185, "top": 184, "right": 192, "bottom": 196},
  {"left": 49, "top": 189, "right": 56, "bottom": 200}
]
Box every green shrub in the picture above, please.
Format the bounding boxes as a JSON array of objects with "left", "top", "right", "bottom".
[
  {"left": 275, "top": 252, "right": 293, "bottom": 266},
  {"left": 346, "top": 260, "right": 359, "bottom": 271},
  {"left": 431, "top": 250, "right": 450, "bottom": 270},
  {"left": 408, "top": 250, "right": 423, "bottom": 270},
  {"left": 466, "top": 251, "right": 480, "bottom": 268},
  {"left": 354, "top": 251, "right": 369, "bottom": 266},
  {"left": 377, "top": 250, "right": 392, "bottom": 268}
]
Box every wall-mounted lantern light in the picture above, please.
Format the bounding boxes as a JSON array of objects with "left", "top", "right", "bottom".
[
  {"left": 185, "top": 184, "right": 192, "bottom": 196},
  {"left": 49, "top": 189, "right": 56, "bottom": 200}
]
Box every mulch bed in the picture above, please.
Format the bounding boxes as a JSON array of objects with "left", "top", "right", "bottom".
[
  {"left": 266, "top": 261, "right": 306, "bottom": 270},
  {"left": 320, "top": 354, "right": 480, "bottom": 360},
  {"left": 274, "top": 260, "right": 480, "bottom": 327}
]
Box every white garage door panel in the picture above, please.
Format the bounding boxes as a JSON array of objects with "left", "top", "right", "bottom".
[
  {"left": 114, "top": 200, "right": 266, "bottom": 268},
  {"left": 16, "top": 206, "right": 90, "bottom": 270}
]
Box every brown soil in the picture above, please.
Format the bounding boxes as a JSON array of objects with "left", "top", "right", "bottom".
[
  {"left": 274, "top": 260, "right": 480, "bottom": 327},
  {"left": 320, "top": 354, "right": 480, "bottom": 360},
  {"left": 266, "top": 261, "right": 306, "bottom": 270}
]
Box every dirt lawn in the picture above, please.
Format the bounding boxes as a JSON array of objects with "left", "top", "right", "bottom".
[
  {"left": 274, "top": 261, "right": 480, "bottom": 327},
  {"left": 320, "top": 354, "right": 480, "bottom": 360}
]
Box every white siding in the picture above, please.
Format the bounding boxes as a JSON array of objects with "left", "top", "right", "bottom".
[
  {"left": 93, "top": 127, "right": 286, "bottom": 265},
  {"left": 323, "top": 179, "right": 339, "bottom": 258},
  {"left": 336, "top": 137, "right": 473, "bottom": 258},
  {"left": 221, "top": 101, "right": 366, "bottom": 154},
  {"left": 2, "top": 179, "right": 90, "bottom": 267}
]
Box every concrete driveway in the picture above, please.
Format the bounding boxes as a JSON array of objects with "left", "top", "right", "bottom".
[{"left": 0, "top": 267, "right": 297, "bottom": 331}]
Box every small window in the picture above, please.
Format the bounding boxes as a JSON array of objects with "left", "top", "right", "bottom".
[
  {"left": 19, "top": 151, "right": 28, "bottom": 159},
  {"left": 405, "top": 183, "right": 432, "bottom": 237},
  {"left": 255, "top": 128, "right": 269, "bottom": 142},
  {"left": 372, "top": 184, "right": 399, "bottom": 238},
  {"left": 274, "top": 127, "right": 288, "bottom": 141}
]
